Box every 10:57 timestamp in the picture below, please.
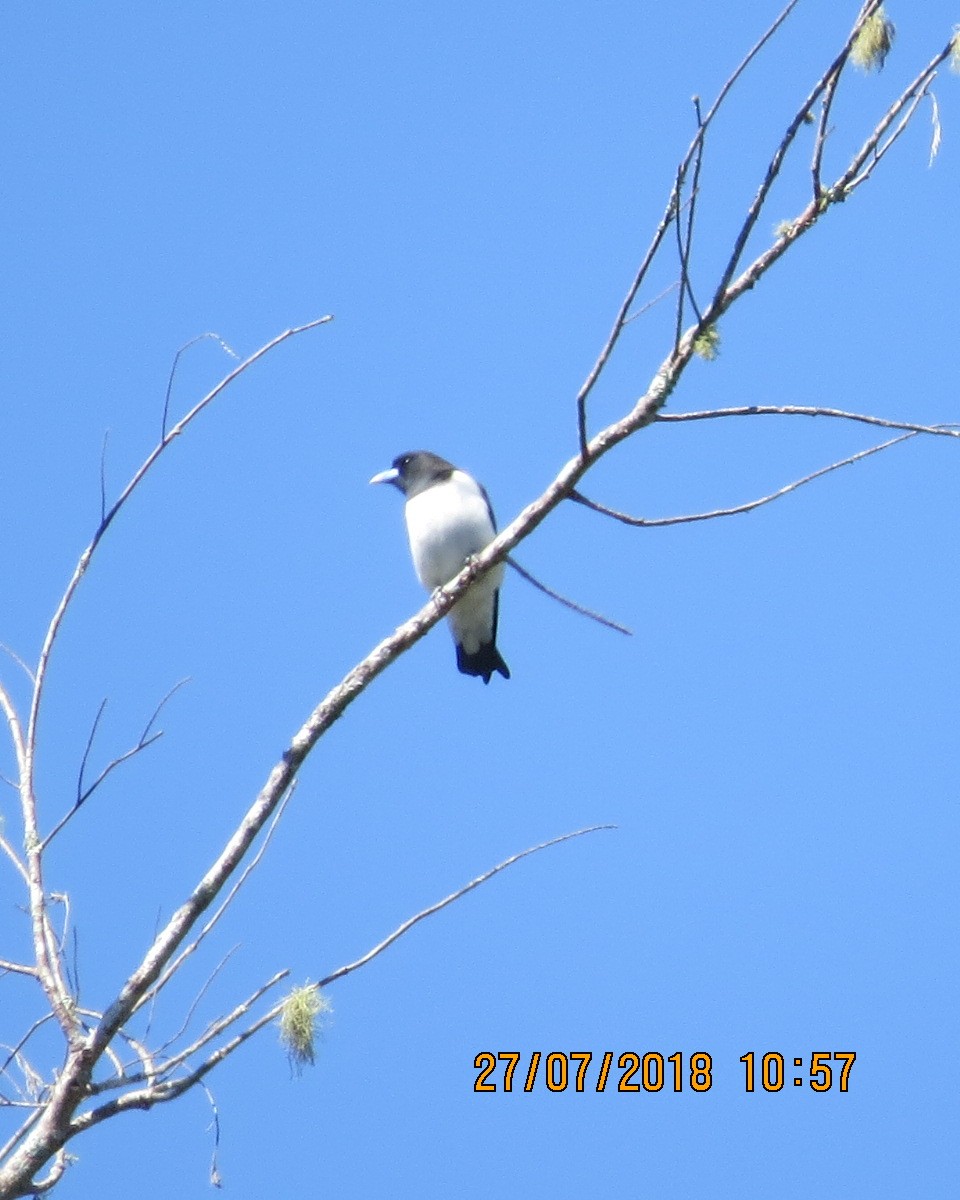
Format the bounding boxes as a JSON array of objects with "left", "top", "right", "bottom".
[{"left": 740, "top": 1051, "right": 856, "bottom": 1092}]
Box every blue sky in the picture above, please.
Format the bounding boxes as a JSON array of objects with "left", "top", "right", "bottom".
[{"left": 1, "top": 2, "right": 958, "bottom": 1196}]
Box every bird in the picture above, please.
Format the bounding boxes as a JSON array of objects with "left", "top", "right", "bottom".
[{"left": 370, "top": 451, "right": 510, "bottom": 683}]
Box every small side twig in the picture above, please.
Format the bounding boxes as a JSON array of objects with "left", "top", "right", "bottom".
[
  {"left": 673, "top": 95, "right": 706, "bottom": 353},
  {"left": 0, "top": 960, "right": 38, "bottom": 979},
  {"left": 656, "top": 405, "right": 960, "bottom": 439},
  {"left": 0, "top": 643, "right": 36, "bottom": 686},
  {"left": 200, "top": 1082, "right": 223, "bottom": 1189},
  {"left": 99, "top": 432, "right": 109, "bottom": 525},
  {"left": 137, "top": 782, "right": 294, "bottom": 1022},
  {"left": 507, "top": 559, "right": 631, "bottom": 635},
  {"left": 0, "top": 678, "right": 27, "bottom": 793},
  {"left": 0, "top": 829, "right": 29, "bottom": 887},
  {"left": 43, "top": 679, "right": 189, "bottom": 851},
  {"left": 319, "top": 824, "right": 617, "bottom": 989},
  {"left": 575, "top": 0, "right": 802, "bottom": 455},
  {"left": 78, "top": 826, "right": 615, "bottom": 1114},
  {"left": 161, "top": 333, "right": 239, "bottom": 442},
  {"left": 571, "top": 432, "right": 917, "bottom": 528},
  {"left": 26, "top": 317, "right": 333, "bottom": 781},
  {"left": 150, "top": 946, "right": 241, "bottom": 1063}
]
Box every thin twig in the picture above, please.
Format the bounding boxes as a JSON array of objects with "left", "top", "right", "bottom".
[
  {"left": 99, "top": 431, "right": 109, "bottom": 525},
  {"left": 845, "top": 73, "right": 940, "bottom": 191},
  {"left": 200, "top": 1082, "right": 223, "bottom": 1189},
  {"left": 0, "top": 960, "right": 37, "bottom": 978},
  {"left": 571, "top": 432, "right": 917, "bottom": 527},
  {"left": 575, "top": 0, "right": 802, "bottom": 454},
  {"left": 150, "top": 946, "right": 241, "bottom": 1063},
  {"left": 0, "top": 643, "right": 36, "bottom": 686},
  {"left": 811, "top": 2, "right": 889, "bottom": 197},
  {"left": 138, "top": 784, "right": 294, "bottom": 1020},
  {"left": 74, "top": 699, "right": 108, "bottom": 810},
  {"left": 319, "top": 825, "right": 617, "bottom": 988},
  {"left": 656, "top": 405, "right": 960, "bottom": 439},
  {"left": 78, "top": 827, "right": 616, "bottom": 1118},
  {"left": 26, "top": 317, "right": 333, "bottom": 779},
  {"left": 43, "top": 679, "right": 189, "bottom": 851},
  {"left": 839, "top": 36, "right": 954, "bottom": 195},
  {"left": 161, "top": 333, "right": 240, "bottom": 442},
  {"left": 622, "top": 282, "right": 679, "bottom": 326},
  {"left": 506, "top": 559, "right": 631, "bottom": 635},
  {"left": 0, "top": 1016, "right": 57, "bottom": 1085},
  {"left": 6, "top": 7, "right": 953, "bottom": 1186},
  {"left": 0, "top": 1108, "right": 43, "bottom": 1165},
  {"left": 87, "top": 971, "right": 291, "bottom": 1096},
  {"left": 0, "top": 678, "right": 27, "bottom": 790},
  {"left": 49, "top": 892, "right": 71, "bottom": 958},
  {"left": 24, "top": 1148, "right": 70, "bottom": 1195},
  {"left": 811, "top": 44, "right": 848, "bottom": 196},
  {"left": 673, "top": 96, "right": 706, "bottom": 353},
  {"left": 0, "top": 828, "right": 29, "bottom": 887},
  {"left": 12, "top": 317, "right": 332, "bottom": 1049}
]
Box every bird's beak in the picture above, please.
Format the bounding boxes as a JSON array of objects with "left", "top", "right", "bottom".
[{"left": 369, "top": 467, "right": 400, "bottom": 487}]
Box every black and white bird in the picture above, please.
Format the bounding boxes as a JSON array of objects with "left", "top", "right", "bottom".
[{"left": 370, "top": 451, "right": 510, "bottom": 683}]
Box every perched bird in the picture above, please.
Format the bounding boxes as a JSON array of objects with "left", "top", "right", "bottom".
[{"left": 370, "top": 451, "right": 510, "bottom": 683}]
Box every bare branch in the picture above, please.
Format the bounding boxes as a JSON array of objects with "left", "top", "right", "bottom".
[
  {"left": 82, "top": 970, "right": 291, "bottom": 1101},
  {"left": 199, "top": 1082, "right": 222, "bottom": 1189},
  {"left": 0, "top": 1111, "right": 43, "bottom": 1175},
  {"left": 75, "top": 699, "right": 107, "bottom": 811},
  {"left": 844, "top": 70, "right": 940, "bottom": 192},
  {"left": 26, "top": 316, "right": 334, "bottom": 781},
  {"left": 153, "top": 970, "right": 290, "bottom": 1081},
  {"left": 98, "top": 431, "right": 109, "bottom": 525},
  {"left": 711, "top": 1, "right": 885, "bottom": 310},
  {"left": 137, "top": 784, "right": 293, "bottom": 1020},
  {"left": 80, "top": 826, "right": 616, "bottom": 1120},
  {"left": 0, "top": 1017, "right": 57, "bottom": 1089},
  {"left": 0, "top": 679, "right": 27, "bottom": 789},
  {"left": 674, "top": 96, "right": 706, "bottom": 352},
  {"left": 0, "top": 961, "right": 37, "bottom": 979},
  {"left": 319, "top": 825, "right": 617, "bottom": 989},
  {"left": 0, "top": 645, "right": 35, "bottom": 687},
  {"left": 656, "top": 405, "right": 960, "bottom": 439},
  {"left": 575, "top": 0, "right": 802, "bottom": 454},
  {"left": 811, "top": 2, "right": 895, "bottom": 195},
  {"left": 149, "top": 946, "right": 241, "bottom": 1063},
  {"left": 4, "top": 4, "right": 956, "bottom": 1188},
  {"left": 161, "top": 333, "right": 240, "bottom": 442},
  {"left": 43, "top": 680, "right": 189, "bottom": 851},
  {"left": 0, "top": 830, "right": 29, "bottom": 888},
  {"left": 4, "top": 317, "right": 331, "bottom": 1054},
  {"left": 49, "top": 893, "right": 71, "bottom": 959},
  {"left": 506, "top": 558, "right": 632, "bottom": 636},
  {"left": 25, "top": 1149, "right": 70, "bottom": 1195},
  {"left": 572, "top": 431, "right": 917, "bottom": 528},
  {"left": 622, "top": 282, "right": 679, "bottom": 327}
]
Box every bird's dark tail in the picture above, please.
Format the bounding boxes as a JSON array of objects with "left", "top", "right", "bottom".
[{"left": 456, "top": 641, "right": 511, "bottom": 684}]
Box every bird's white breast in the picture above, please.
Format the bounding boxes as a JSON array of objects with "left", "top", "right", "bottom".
[{"left": 404, "top": 470, "right": 503, "bottom": 591}]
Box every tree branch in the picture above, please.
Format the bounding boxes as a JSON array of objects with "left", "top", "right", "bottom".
[
  {"left": 43, "top": 680, "right": 188, "bottom": 851},
  {"left": 656, "top": 406, "right": 960, "bottom": 439},
  {"left": 76, "top": 826, "right": 616, "bottom": 1117},
  {"left": 2, "top": 4, "right": 953, "bottom": 1191},
  {"left": 571, "top": 431, "right": 918, "bottom": 527},
  {"left": 575, "top": 0, "right": 803, "bottom": 454},
  {"left": 506, "top": 558, "right": 632, "bottom": 635}
]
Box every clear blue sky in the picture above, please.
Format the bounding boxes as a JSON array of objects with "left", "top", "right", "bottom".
[{"left": 2, "top": 2, "right": 958, "bottom": 1196}]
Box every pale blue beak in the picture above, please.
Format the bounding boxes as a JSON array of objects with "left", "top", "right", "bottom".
[{"left": 369, "top": 467, "right": 401, "bottom": 487}]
